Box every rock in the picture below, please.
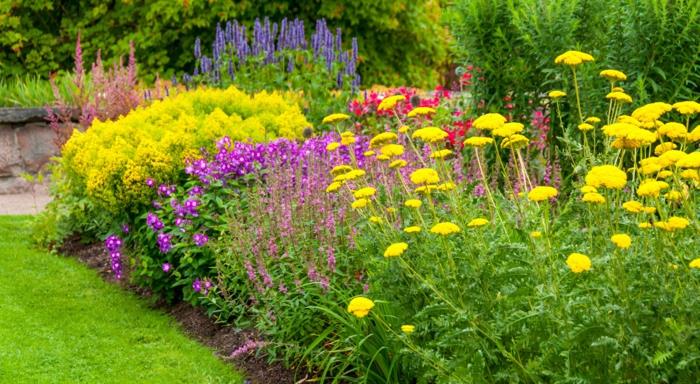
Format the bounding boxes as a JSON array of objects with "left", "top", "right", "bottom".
[
  {"left": 0, "top": 127, "right": 22, "bottom": 176},
  {"left": 0, "top": 176, "right": 31, "bottom": 194},
  {"left": 16, "top": 123, "right": 62, "bottom": 173}
]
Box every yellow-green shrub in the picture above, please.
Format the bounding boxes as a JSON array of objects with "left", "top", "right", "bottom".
[{"left": 60, "top": 86, "right": 310, "bottom": 212}]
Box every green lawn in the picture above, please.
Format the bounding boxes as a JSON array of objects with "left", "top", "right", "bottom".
[{"left": 0, "top": 216, "right": 243, "bottom": 384}]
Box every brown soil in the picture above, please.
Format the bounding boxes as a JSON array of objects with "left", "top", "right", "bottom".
[{"left": 59, "top": 236, "right": 297, "bottom": 384}]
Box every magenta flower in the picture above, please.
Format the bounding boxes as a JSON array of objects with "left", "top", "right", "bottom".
[
  {"left": 193, "top": 233, "right": 209, "bottom": 247},
  {"left": 192, "top": 278, "right": 202, "bottom": 293},
  {"left": 162, "top": 263, "right": 172, "bottom": 273}
]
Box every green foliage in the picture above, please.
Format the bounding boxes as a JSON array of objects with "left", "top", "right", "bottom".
[
  {"left": 0, "top": 216, "right": 243, "bottom": 383},
  {"left": 0, "top": 74, "right": 75, "bottom": 107},
  {"left": 447, "top": 0, "right": 700, "bottom": 111},
  {"left": 1, "top": 0, "right": 448, "bottom": 87}
]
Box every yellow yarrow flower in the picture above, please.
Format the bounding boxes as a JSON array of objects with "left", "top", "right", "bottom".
[
  {"left": 326, "top": 181, "right": 342, "bottom": 193},
  {"left": 473, "top": 113, "right": 506, "bottom": 130},
  {"left": 326, "top": 142, "right": 340, "bottom": 151},
  {"left": 566, "top": 253, "right": 592, "bottom": 273},
  {"left": 369, "top": 132, "right": 398, "bottom": 148},
  {"left": 384, "top": 242, "right": 408, "bottom": 258},
  {"left": 322, "top": 113, "right": 350, "bottom": 124},
  {"left": 467, "top": 218, "right": 489, "bottom": 228},
  {"left": 658, "top": 150, "right": 687, "bottom": 167},
  {"left": 636, "top": 179, "right": 669, "bottom": 197},
  {"left": 657, "top": 170, "right": 673, "bottom": 179},
  {"left": 672, "top": 101, "right": 700, "bottom": 115},
  {"left": 631, "top": 102, "right": 673, "bottom": 123},
  {"left": 689, "top": 259, "right": 700, "bottom": 269},
  {"left": 463, "top": 136, "right": 494, "bottom": 147},
  {"left": 410, "top": 168, "right": 440, "bottom": 185},
  {"left": 680, "top": 169, "right": 699, "bottom": 181},
  {"left": 527, "top": 186, "right": 558, "bottom": 202},
  {"left": 658, "top": 122, "right": 688, "bottom": 140},
  {"left": 582, "top": 192, "right": 605, "bottom": 204},
  {"left": 351, "top": 198, "right": 369, "bottom": 209},
  {"left": 330, "top": 165, "right": 353, "bottom": 176},
  {"left": 665, "top": 190, "right": 684, "bottom": 202},
  {"left": 600, "top": 69, "right": 627, "bottom": 81},
  {"left": 389, "top": 159, "right": 408, "bottom": 168},
  {"left": 606, "top": 91, "right": 633, "bottom": 104},
  {"left": 430, "top": 222, "right": 461, "bottom": 235},
  {"left": 554, "top": 50, "right": 594, "bottom": 66},
  {"left": 501, "top": 134, "right": 529, "bottom": 149},
  {"left": 401, "top": 324, "right": 416, "bottom": 334},
  {"left": 585, "top": 116, "right": 601, "bottom": 124},
  {"left": 654, "top": 142, "right": 677, "bottom": 156},
  {"left": 412, "top": 127, "right": 449, "bottom": 143},
  {"left": 676, "top": 152, "right": 700, "bottom": 169},
  {"left": 407, "top": 107, "right": 436, "bottom": 118},
  {"left": 622, "top": 200, "right": 644, "bottom": 213},
  {"left": 380, "top": 144, "right": 405, "bottom": 158},
  {"left": 363, "top": 150, "right": 376, "bottom": 157},
  {"left": 585, "top": 165, "right": 627, "bottom": 189},
  {"left": 398, "top": 125, "right": 410, "bottom": 133},
  {"left": 530, "top": 231, "right": 542, "bottom": 238},
  {"left": 347, "top": 297, "right": 374, "bottom": 318},
  {"left": 548, "top": 90, "right": 567, "bottom": 99},
  {"left": 638, "top": 222, "right": 652, "bottom": 229},
  {"left": 353, "top": 187, "right": 376, "bottom": 199},
  {"left": 369, "top": 216, "right": 383, "bottom": 223},
  {"left": 404, "top": 226, "right": 421, "bottom": 233},
  {"left": 578, "top": 123, "right": 595, "bottom": 132},
  {"left": 430, "top": 149, "right": 453, "bottom": 159},
  {"left": 611, "top": 234, "right": 632, "bottom": 249},
  {"left": 493, "top": 122, "right": 525, "bottom": 137},
  {"left": 404, "top": 199, "right": 422, "bottom": 208},
  {"left": 580, "top": 185, "right": 597, "bottom": 193},
  {"left": 377, "top": 95, "right": 406, "bottom": 111}
]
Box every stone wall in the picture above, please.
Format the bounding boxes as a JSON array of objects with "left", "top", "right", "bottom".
[{"left": 0, "top": 108, "right": 74, "bottom": 194}]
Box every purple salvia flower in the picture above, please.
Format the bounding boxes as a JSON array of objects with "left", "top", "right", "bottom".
[
  {"left": 162, "top": 262, "right": 172, "bottom": 273},
  {"left": 192, "top": 278, "right": 201, "bottom": 293},
  {"left": 157, "top": 233, "right": 172, "bottom": 253},
  {"left": 146, "top": 212, "right": 164, "bottom": 231},
  {"left": 193, "top": 233, "right": 209, "bottom": 247}
]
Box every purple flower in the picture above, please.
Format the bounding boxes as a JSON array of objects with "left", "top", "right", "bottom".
[
  {"left": 162, "top": 263, "right": 172, "bottom": 273},
  {"left": 104, "top": 235, "right": 123, "bottom": 279},
  {"left": 145, "top": 178, "right": 155, "bottom": 188},
  {"left": 193, "top": 233, "right": 209, "bottom": 247},
  {"left": 157, "top": 233, "right": 172, "bottom": 253},
  {"left": 121, "top": 224, "right": 129, "bottom": 234},
  {"left": 104, "top": 235, "right": 122, "bottom": 252},
  {"left": 192, "top": 278, "right": 201, "bottom": 293},
  {"left": 203, "top": 279, "right": 213, "bottom": 294},
  {"left": 147, "top": 212, "right": 164, "bottom": 231}
]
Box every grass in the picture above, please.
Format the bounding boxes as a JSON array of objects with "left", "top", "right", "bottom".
[
  {"left": 0, "top": 215, "right": 243, "bottom": 383},
  {"left": 0, "top": 75, "right": 75, "bottom": 108}
]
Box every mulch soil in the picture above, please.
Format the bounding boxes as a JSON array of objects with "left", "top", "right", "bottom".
[{"left": 59, "top": 236, "right": 299, "bottom": 384}]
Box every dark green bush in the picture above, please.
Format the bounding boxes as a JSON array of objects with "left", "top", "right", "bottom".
[
  {"left": 447, "top": 0, "right": 700, "bottom": 110},
  {"left": 0, "top": 0, "right": 448, "bottom": 87}
]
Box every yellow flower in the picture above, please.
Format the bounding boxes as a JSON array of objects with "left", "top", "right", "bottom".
[
  {"left": 578, "top": 123, "right": 595, "bottom": 132},
  {"left": 410, "top": 168, "right": 440, "bottom": 185},
  {"left": 407, "top": 107, "right": 436, "bottom": 117},
  {"left": 353, "top": 187, "right": 376, "bottom": 199},
  {"left": 585, "top": 116, "right": 601, "bottom": 124},
  {"left": 322, "top": 113, "right": 350, "bottom": 124},
  {"left": 401, "top": 324, "right": 416, "bottom": 334},
  {"left": 414, "top": 185, "right": 438, "bottom": 194},
  {"left": 689, "top": 126, "right": 700, "bottom": 142},
  {"left": 398, "top": 125, "right": 409, "bottom": 133},
  {"left": 341, "top": 135, "right": 356, "bottom": 146},
  {"left": 527, "top": 186, "right": 558, "bottom": 202},
  {"left": 665, "top": 190, "right": 684, "bottom": 202},
  {"left": 376, "top": 154, "right": 390, "bottom": 161},
  {"left": 548, "top": 90, "right": 567, "bottom": 99},
  {"left": 384, "top": 242, "right": 409, "bottom": 258},
  {"left": 605, "top": 91, "right": 633, "bottom": 104},
  {"left": 636, "top": 179, "right": 669, "bottom": 197},
  {"left": 672, "top": 101, "right": 700, "bottom": 115},
  {"left": 530, "top": 231, "right": 542, "bottom": 238},
  {"left": 600, "top": 69, "right": 627, "bottom": 81},
  {"left": 403, "top": 226, "right": 421, "bottom": 233},
  {"left": 389, "top": 159, "right": 408, "bottom": 168},
  {"left": 677, "top": 152, "right": 700, "bottom": 169},
  {"left": 492, "top": 122, "right": 525, "bottom": 137},
  {"left": 347, "top": 297, "right": 374, "bottom": 318},
  {"left": 436, "top": 182, "right": 456, "bottom": 191},
  {"left": 377, "top": 95, "right": 406, "bottom": 111},
  {"left": 380, "top": 144, "right": 405, "bottom": 157},
  {"left": 657, "top": 170, "right": 673, "bottom": 179},
  {"left": 689, "top": 259, "right": 700, "bottom": 269},
  {"left": 386, "top": 207, "right": 396, "bottom": 214},
  {"left": 582, "top": 192, "right": 605, "bottom": 204},
  {"left": 430, "top": 149, "right": 453, "bottom": 159},
  {"left": 617, "top": 115, "right": 641, "bottom": 126},
  {"left": 654, "top": 142, "right": 677, "bottom": 155},
  {"left": 363, "top": 150, "right": 376, "bottom": 157},
  {"left": 404, "top": 199, "right": 422, "bottom": 208},
  {"left": 467, "top": 218, "right": 489, "bottom": 228},
  {"left": 622, "top": 200, "right": 644, "bottom": 213},
  {"left": 580, "top": 185, "right": 597, "bottom": 193},
  {"left": 566, "top": 253, "right": 592, "bottom": 273},
  {"left": 638, "top": 222, "right": 652, "bottom": 229},
  {"left": 501, "top": 134, "right": 530, "bottom": 149},
  {"left": 611, "top": 234, "right": 632, "bottom": 249},
  {"left": 658, "top": 122, "right": 687, "bottom": 140},
  {"left": 631, "top": 102, "right": 673, "bottom": 123},
  {"left": 680, "top": 169, "right": 699, "bottom": 181},
  {"left": 326, "top": 142, "right": 340, "bottom": 151},
  {"left": 554, "top": 50, "right": 594, "bottom": 66},
  {"left": 660, "top": 150, "right": 688, "bottom": 167},
  {"left": 473, "top": 113, "right": 506, "bottom": 130},
  {"left": 639, "top": 157, "right": 662, "bottom": 175},
  {"left": 643, "top": 206, "right": 656, "bottom": 214},
  {"left": 668, "top": 216, "right": 690, "bottom": 229},
  {"left": 369, "top": 216, "right": 383, "bottom": 224},
  {"left": 412, "top": 127, "right": 449, "bottom": 143},
  {"left": 325, "top": 181, "right": 342, "bottom": 193},
  {"left": 334, "top": 169, "right": 366, "bottom": 182},
  {"left": 430, "top": 222, "right": 461, "bottom": 236},
  {"left": 463, "top": 136, "right": 494, "bottom": 147},
  {"left": 585, "top": 165, "right": 627, "bottom": 189},
  {"left": 330, "top": 165, "right": 353, "bottom": 176},
  {"left": 369, "top": 132, "right": 398, "bottom": 148},
  {"left": 351, "top": 198, "right": 369, "bottom": 209}
]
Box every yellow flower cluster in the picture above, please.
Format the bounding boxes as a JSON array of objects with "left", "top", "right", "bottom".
[{"left": 61, "top": 87, "right": 310, "bottom": 211}]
